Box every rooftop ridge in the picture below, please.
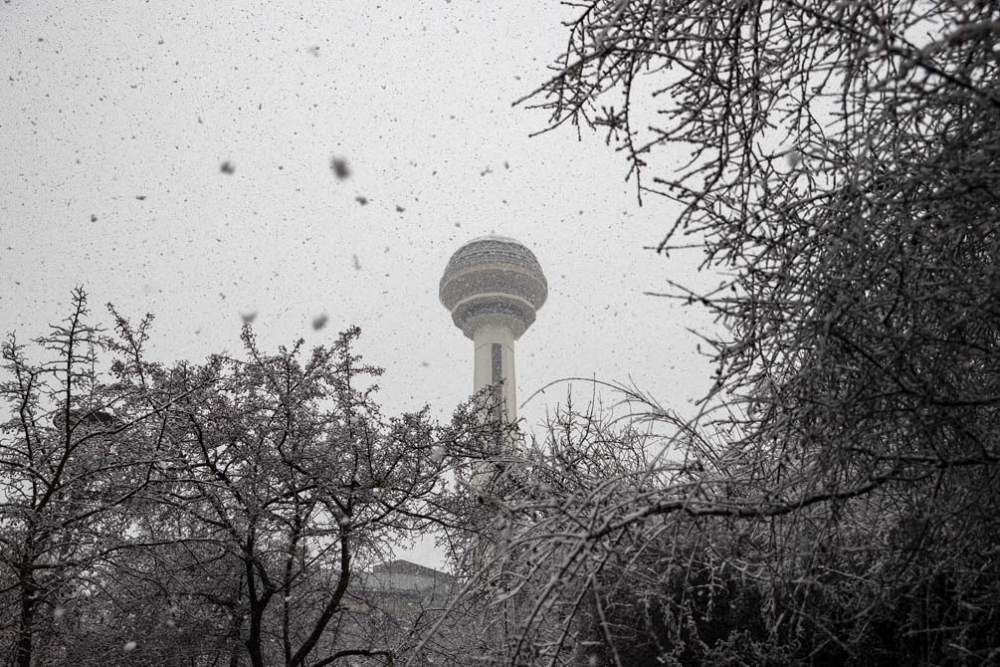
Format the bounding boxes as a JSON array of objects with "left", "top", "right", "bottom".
[{"left": 370, "top": 559, "right": 453, "bottom": 578}]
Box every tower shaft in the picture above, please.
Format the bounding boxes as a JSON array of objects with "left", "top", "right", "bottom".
[{"left": 472, "top": 324, "right": 517, "bottom": 422}]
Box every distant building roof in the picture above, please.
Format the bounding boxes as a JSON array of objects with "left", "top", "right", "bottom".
[
  {"left": 355, "top": 559, "right": 454, "bottom": 595},
  {"left": 371, "top": 559, "right": 452, "bottom": 578}
]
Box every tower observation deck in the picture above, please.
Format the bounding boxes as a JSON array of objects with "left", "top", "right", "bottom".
[{"left": 440, "top": 235, "right": 547, "bottom": 422}]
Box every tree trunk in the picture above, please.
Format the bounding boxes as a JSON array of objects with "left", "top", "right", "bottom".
[
  {"left": 15, "top": 558, "right": 36, "bottom": 667},
  {"left": 244, "top": 553, "right": 273, "bottom": 667}
]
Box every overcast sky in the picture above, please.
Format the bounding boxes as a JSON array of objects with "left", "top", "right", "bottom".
[{"left": 1, "top": 0, "right": 721, "bottom": 566}]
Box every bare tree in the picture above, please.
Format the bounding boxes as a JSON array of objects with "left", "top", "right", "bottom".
[
  {"left": 2, "top": 295, "right": 498, "bottom": 667},
  {"left": 107, "top": 323, "right": 490, "bottom": 667},
  {"left": 0, "top": 289, "right": 181, "bottom": 667},
  {"left": 442, "top": 3, "right": 1000, "bottom": 663}
]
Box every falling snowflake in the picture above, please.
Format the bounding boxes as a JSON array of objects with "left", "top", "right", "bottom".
[{"left": 330, "top": 156, "right": 350, "bottom": 179}]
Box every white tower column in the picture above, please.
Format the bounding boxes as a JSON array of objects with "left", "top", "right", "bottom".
[{"left": 472, "top": 324, "right": 517, "bottom": 422}]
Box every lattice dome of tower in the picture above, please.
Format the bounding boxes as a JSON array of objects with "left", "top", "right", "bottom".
[{"left": 440, "top": 235, "right": 548, "bottom": 340}]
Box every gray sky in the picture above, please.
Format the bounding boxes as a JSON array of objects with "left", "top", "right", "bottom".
[{"left": 1, "top": 0, "right": 719, "bottom": 566}]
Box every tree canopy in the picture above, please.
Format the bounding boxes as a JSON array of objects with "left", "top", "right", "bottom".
[
  {"left": 0, "top": 290, "right": 491, "bottom": 667},
  {"left": 431, "top": 2, "right": 1000, "bottom": 665}
]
